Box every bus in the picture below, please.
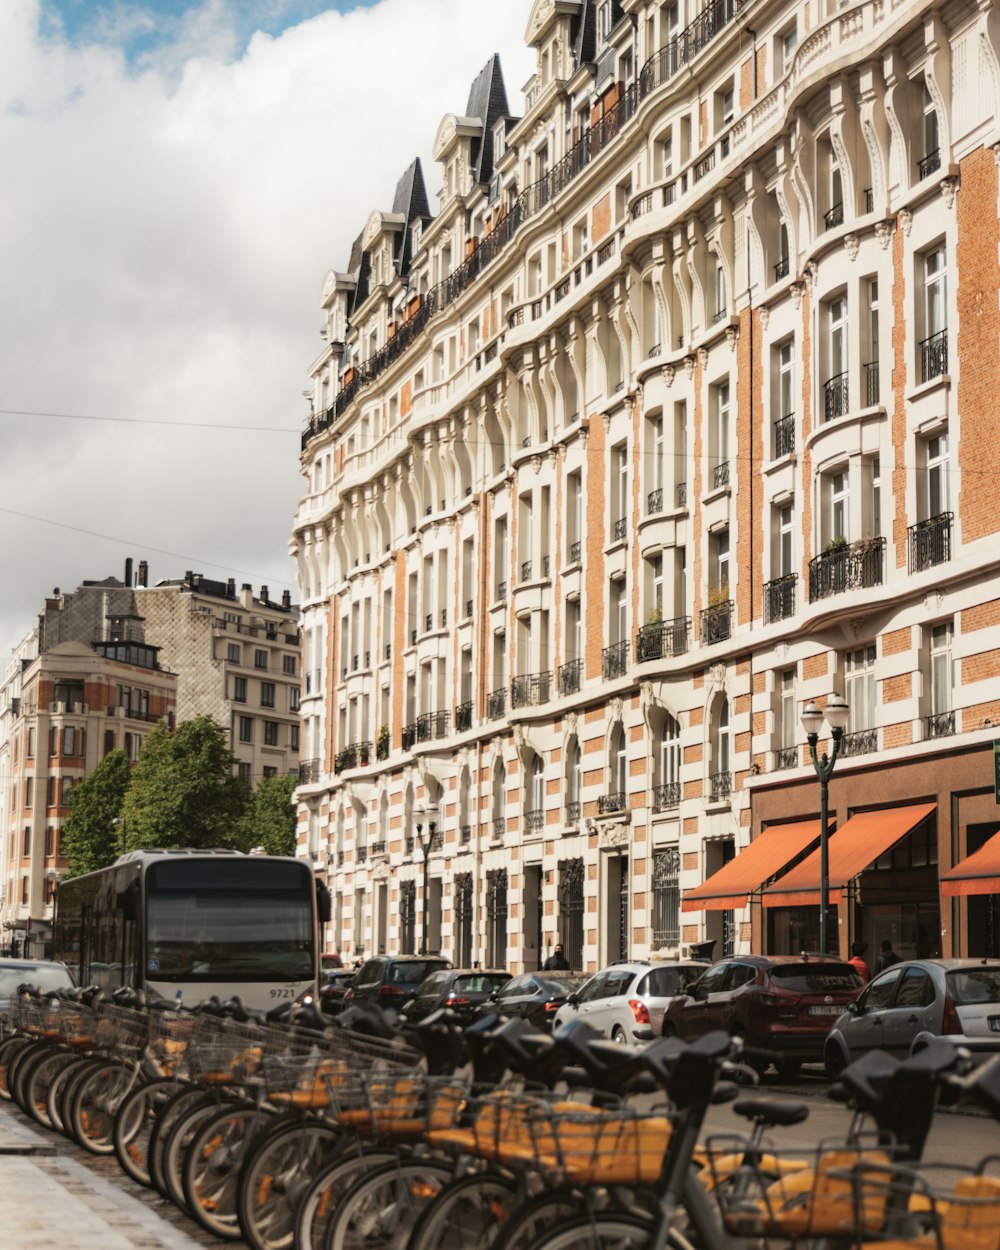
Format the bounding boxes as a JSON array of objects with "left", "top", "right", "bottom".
[{"left": 52, "top": 849, "right": 327, "bottom": 1012}]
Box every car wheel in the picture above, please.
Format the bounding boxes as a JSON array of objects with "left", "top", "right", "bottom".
[
  {"left": 776, "top": 1059, "right": 802, "bottom": 1081},
  {"left": 611, "top": 1025, "right": 627, "bottom": 1045},
  {"left": 731, "top": 1028, "right": 769, "bottom": 1080},
  {"left": 824, "top": 1042, "right": 847, "bottom": 1081}
]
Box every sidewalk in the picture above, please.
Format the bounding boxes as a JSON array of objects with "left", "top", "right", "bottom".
[{"left": 0, "top": 1099, "right": 212, "bottom": 1250}]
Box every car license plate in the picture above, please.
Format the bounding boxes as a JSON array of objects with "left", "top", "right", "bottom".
[
  {"left": 809, "top": 1005, "right": 842, "bottom": 1015},
  {"left": 989, "top": 1017, "right": 1000, "bottom": 1033}
]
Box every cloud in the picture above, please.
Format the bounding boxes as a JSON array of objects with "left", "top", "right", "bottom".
[{"left": 0, "top": 0, "right": 536, "bottom": 658}]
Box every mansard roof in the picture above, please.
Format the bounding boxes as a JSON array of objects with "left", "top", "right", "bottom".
[
  {"left": 465, "top": 54, "right": 511, "bottom": 186},
  {"left": 391, "top": 158, "right": 431, "bottom": 273}
]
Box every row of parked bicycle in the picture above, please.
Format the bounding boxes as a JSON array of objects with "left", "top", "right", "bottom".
[{"left": 2, "top": 979, "right": 1000, "bottom": 1250}]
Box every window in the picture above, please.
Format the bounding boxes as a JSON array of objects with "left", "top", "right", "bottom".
[
  {"left": 780, "top": 23, "right": 797, "bottom": 72},
  {"left": 566, "top": 739, "right": 582, "bottom": 817},
  {"left": 254, "top": 649, "right": 268, "bottom": 670},
  {"left": 260, "top": 682, "right": 275, "bottom": 708},
  {"left": 610, "top": 444, "right": 628, "bottom": 539},
  {"left": 567, "top": 472, "right": 582, "bottom": 557},
  {"left": 24, "top": 777, "right": 33, "bottom": 809},
  {"left": 598, "top": 1, "right": 611, "bottom": 43},
  {"left": 239, "top": 716, "right": 253, "bottom": 743},
  {"left": 23, "top": 826, "right": 31, "bottom": 856},
  {"left": 777, "top": 504, "right": 794, "bottom": 577},
  {"left": 921, "top": 247, "right": 947, "bottom": 381},
  {"left": 826, "top": 296, "right": 849, "bottom": 420},
  {"left": 711, "top": 699, "right": 731, "bottom": 799},
  {"left": 777, "top": 340, "right": 794, "bottom": 421},
  {"left": 62, "top": 726, "right": 75, "bottom": 756},
  {"left": 290, "top": 725, "right": 300, "bottom": 751},
  {"left": 26, "top": 728, "right": 35, "bottom": 759},
  {"left": 830, "top": 469, "right": 850, "bottom": 543},
  {"left": 124, "top": 732, "right": 142, "bottom": 762},
  {"left": 713, "top": 263, "right": 727, "bottom": 320},
  {"left": 227, "top": 643, "right": 241, "bottom": 663},
  {"left": 711, "top": 528, "right": 730, "bottom": 598},
  {"left": 869, "top": 456, "right": 881, "bottom": 538},
  {"left": 921, "top": 84, "right": 940, "bottom": 170},
  {"left": 865, "top": 278, "right": 880, "bottom": 404},
  {"left": 47, "top": 775, "right": 56, "bottom": 808},
  {"left": 290, "top": 687, "right": 301, "bottom": 712},
  {"left": 652, "top": 849, "right": 681, "bottom": 949},
  {"left": 610, "top": 724, "right": 627, "bottom": 800},
  {"left": 779, "top": 669, "right": 797, "bottom": 754},
  {"left": 283, "top": 655, "right": 296, "bottom": 675},
  {"left": 60, "top": 776, "right": 73, "bottom": 807},
  {"left": 234, "top": 676, "right": 247, "bottom": 703},
  {"left": 929, "top": 621, "right": 953, "bottom": 727},
  {"left": 45, "top": 826, "right": 54, "bottom": 857},
  {"left": 844, "top": 645, "right": 877, "bottom": 735},
  {"left": 264, "top": 721, "right": 279, "bottom": 747},
  {"left": 711, "top": 381, "right": 730, "bottom": 485},
  {"left": 655, "top": 714, "right": 680, "bottom": 807}
]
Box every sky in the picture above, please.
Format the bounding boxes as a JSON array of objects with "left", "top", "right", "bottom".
[{"left": 0, "top": 0, "right": 536, "bottom": 660}]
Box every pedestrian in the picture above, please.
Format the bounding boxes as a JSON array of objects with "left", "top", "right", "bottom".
[
  {"left": 543, "top": 943, "right": 570, "bottom": 971},
  {"left": 873, "top": 939, "right": 901, "bottom": 974},
  {"left": 847, "top": 940, "right": 871, "bottom": 983}
]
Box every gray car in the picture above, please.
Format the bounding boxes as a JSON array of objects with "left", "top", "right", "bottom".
[
  {"left": 824, "top": 958, "right": 1000, "bottom": 1075},
  {"left": 552, "top": 959, "right": 709, "bottom": 1042}
]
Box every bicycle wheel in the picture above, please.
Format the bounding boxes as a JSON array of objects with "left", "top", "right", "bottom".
[
  {"left": 0, "top": 1035, "right": 35, "bottom": 1099},
  {"left": 326, "top": 1158, "right": 453, "bottom": 1250},
  {"left": 114, "top": 1077, "right": 185, "bottom": 1186},
  {"left": 183, "top": 1102, "right": 271, "bottom": 1238},
  {"left": 295, "top": 1147, "right": 397, "bottom": 1250},
  {"left": 68, "top": 1060, "right": 136, "bottom": 1154},
  {"left": 45, "top": 1053, "right": 93, "bottom": 1134},
  {"left": 162, "top": 1096, "right": 248, "bottom": 1214},
  {"left": 492, "top": 1188, "right": 587, "bottom": 1250},
  {"left": 407, "top": 1171, "right": 519, "bottom": 1250},
  {"left": 7, "top": 1037, "right": 45, "bottom": 1108},
  {"left": 56, "top": 1056, "right": 107, "bottom": 1143},
  {"left": 521, "top": 1214, "right": 665, "bottom": 1250},
  {"left": 237, "top": 1117, "right": 342, "bottom": 1250},
  {"left": 148, "top": 1086, "right": 213, "bottom": 1197},
  {"left": 22, "top": 1048, "right": 82, "bottom": 1129}
]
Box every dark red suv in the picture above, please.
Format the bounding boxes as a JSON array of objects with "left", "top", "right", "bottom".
[{"left": 661, "top": 955, "right": 862, "bottom": 1077}]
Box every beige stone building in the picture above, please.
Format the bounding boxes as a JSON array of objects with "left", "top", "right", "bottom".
[{"left": 293, "top": 0, "right": 1000, "bottom": 971}]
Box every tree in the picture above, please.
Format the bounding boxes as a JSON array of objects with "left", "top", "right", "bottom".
[
  {"left": 62, "top": 750, "right": 131, "bottom": 877},
  {"left": 237, "top": 773, "right": 298, "bottom": 857},
  {"left": 122, "top": 715, "right": 248, "bottom": 850}
]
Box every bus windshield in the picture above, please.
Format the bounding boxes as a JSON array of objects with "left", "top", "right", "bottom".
[{"left": 145, "top": 859, "right": 313, "bottom": 983}]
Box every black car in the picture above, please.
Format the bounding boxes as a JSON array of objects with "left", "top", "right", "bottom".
[
  {"left": 402, "top": 969, "right": 511, "bottom": 1025},
  {"left": 476, "top": 970, "right": 589, "bottom": 1031},
  {"left": 318, "top": 969, "right": 355, "bottom": 1016},
  {"left": 345, "top": 955, "right": 452, "bottom": 1008}
]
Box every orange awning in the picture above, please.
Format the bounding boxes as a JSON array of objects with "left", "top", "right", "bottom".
[
  {"left": 941, "top": 829, "right": 1000, "bottom": 897},
  {"left": 681, "top": 820, "right": 827, "bottom": 912},
  {"left": 761, "top": 802, "right": 938, "bottom": 908}
]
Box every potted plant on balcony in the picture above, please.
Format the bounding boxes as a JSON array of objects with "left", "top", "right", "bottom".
[{"left": 376, "top": 724, "right": 389, "bottom": 760}]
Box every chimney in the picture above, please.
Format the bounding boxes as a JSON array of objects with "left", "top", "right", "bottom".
[
  {"left": 138, "top": 560, "right": 148, "bottom": 588},
  {"left": 240, "top": 583, "right": 253, "bottom": 609},
  {"left": 124, "top": 557, "right": 133, "bottom": 588},
  {"left": 281, "top": 590, "right": 291, "bottom": 610},
  {"left": 226, "top": 578, "right": 236, "bottom": 598},
  {"left": 260, "top": 585, "right": 269, "bottom": 604}
]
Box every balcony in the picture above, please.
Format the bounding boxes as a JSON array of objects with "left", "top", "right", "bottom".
[
  {"left": 652, "top": 782, "right": 680, "bottom": 812},
  {"left": 647, "top": 487, "right": 663, "bottom": 515},
  {"left": 774, "top": 256, "right": 790, "bottom": 281},
  {"left": 918, "top": 149, "right": 941, "bottom": 180},
  {"left": 700, "top": 599, "right": 733, "bottom": 645},
  {"left": 416, "top": 711, "right": 449, "bottom": 743},
  {"left": 465, "top": 599, "right": 473, "bottom": 619},
  {"left": 841, "top": 727, "right": 877, "bottom": 758},
  {"left": 334, "top": 742, "right": 372, "bottom": 774},
  {"left": 487, "top": 687, "right": 507, "bottom": 720},
  {"left": 460, "top": 824, "right": 472, "bottom": 844},
  {"left": 405, "top": 836, "right": 414, "bottom": 855},
  {"left": 558, "top": 658, "right": 582, "bottom": 697},
  {"left": 512, "top": 671, "right": 552, "bottom": 709},
  {"left": 773, "top": 746, "right": 798, "bottom": 771},
  {"left": 763, "top": 575, "right": 796, "bottom": 624},
  {"left": 298, "top": 758, "right": 320, "bottom": 784},
  {"left": 612, "top": 516, "right": 628, "bottom": 542},
  {"left": 492, "top": 816, "right": 505, "bottom": 841},
  {"left": 712, "top": 460, "right": 730, "bottom": 490},
  {"left": 925, "top": 710, "right": 955, "bottom": 740},
  {"left": 524, "top": 809, "right": 544, "bottom": 834},
  {"left": 402, "top": 722, "right": 418, "bottom": 751},
  {"left": 455, "top": 701, "right": 473, "bottom": 733},
  {"left": 521, "top": 559, "right": 532, "bottom": 582},
  {"left": 356, "top": 846, "right": 367, "bottom": 865},
  {"left": 908, "top": 513, "right": 952, "bottom": 573},
  {"left": 823, "top": 372, "right": 849, "bottom": 422},
  {"left": 369, "top": 841, "right": 387, "bottom": 858},
  {"left": 636, "top": 616, "right": 690, "bottom": 662},
  {"left": 864, "top": 187, "right": 874, "bottom": 213},
  {"left": 598, "top": 793, "right": 626, "bottom": 816},
  {"left": 824, "top": 202, "right": 844, "bottom": 230},
  {"left": 602, "top": 641, "right": 629, "bottom": 681},
  {"left": 496, "top": 580, "right": 507, "bottom": 602},
  {"left": 774, "top": 414, "right": 795, "bottom": 458},
  {"left": 920, "top": 330, "right": 948, "bottom": 383},
  {"left": 569, "top": 540, "right": 582, "bottom": 563},
  {"left": 693, "top": 151, "right": 715, "bottom": 181},
  {"left": 808, "top": 537, "right": 885, "bottom": 602},
  {"left": 376, "top": 733, "right": 390, "bottom": 761},
  {"left": 709, "top": 771, "right": 732, "bottom": 802},
  {"left": 676, "top": 482, "right": 687, "bottom": 509},
  {"left": 864, "top": 360, "right": 880, "bottom": 406}
]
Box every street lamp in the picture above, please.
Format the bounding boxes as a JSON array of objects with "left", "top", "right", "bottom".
[
  {"left": 413, "top": 804, "right": 440, "bottom": 955},
  {"left": 801, "top": 693, "right": 850, "bottom": 955}
]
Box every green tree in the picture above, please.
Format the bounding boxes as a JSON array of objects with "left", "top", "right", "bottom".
[
  {"left": 237, "top": 773, "right": 298, "bottom": 857},
  {"left": 61, "top": 749, "right": 131, "bottom": 877},
  {"left": 122, "top": 715, "right": 248, "bottom": 850}
]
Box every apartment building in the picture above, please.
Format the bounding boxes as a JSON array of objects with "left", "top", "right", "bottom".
[
  {"left": 294, "top": 0, "right": 1000, "bottom": 971},
  {"left": 0, "top": 565, "right": 300, "bottom": 952}
]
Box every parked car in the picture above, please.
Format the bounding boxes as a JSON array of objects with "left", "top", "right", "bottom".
[
  {"left": 824, "top": 958, "right": 1000, "bottom": 1076},
  {"left": 318, "top": 969, "right": 355, "bottom": 1015},
  {"left": 402, "top": 968, "right": 511, "bottom": 1025},
  {"left": 662, "top": 955, "right": 863, "bottom": 1076},
  {"left": 553, "top": 959, "right": 709, "bottom": 1042},
  {"left": 344, "top": 955, "right": 452, "bottom": 1008},
  {"left": 476, "top": 970, "right": 589, "bottom": 1031},
  {"left": 0, "top": 958, "right": 75, "bottom": 1006}
]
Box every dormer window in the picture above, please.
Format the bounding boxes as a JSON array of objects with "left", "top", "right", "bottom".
[
  {"left": 598, "top": 1, "right": 611, "bottom": 44},
  {"left": 493, "top": 120, "right": 506, "bottom": 162}
]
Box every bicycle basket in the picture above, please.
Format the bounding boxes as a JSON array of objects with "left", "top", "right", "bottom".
[
  {"left": 93, "top": 1003, "right": 151, "bottom": 1056},
  {"left": 528, "top": 1101, "right": 673, "bottom": 1186},
  {"left": 55, "top": 1001, "right": 98, "bottom": 1048},
  {"left": 149, "top": 1011, "right": 197, "bottom": 1075}
]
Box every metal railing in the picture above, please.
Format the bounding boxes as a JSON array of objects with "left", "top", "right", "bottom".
[
  {"left": 694, "top": 151, "right": 715, "bottom": 181},
  {"left": 676, "top": 482, "right": 687, "bottom": 508},
  {"left": 334, "top": 742, "right": 370, "bottom": 772},
  {"left": 460, "top": 824, "right": 472, "bottom": 844},
  {"left": 908, "top": 512, "right": 952, "bottom": 573},
  {"left": 496, "top": 580, "right": 507, "bottom": 601},
  {"left": 416, "top": 710, "right": 449, "bottom": 742},
  {"left": 455, "top": 701, "right": 473, "bottom": 732},
  {"left": 809, "top": 537, "right": 885, "bottom": 601},
  {"left": 521, "top": 559, "right": 533, "bottom": 582},
  {"left": 864, "top": 360, "right": 880, "bottom": 406},
  {"left": 824, "top": 371, "right": 849, "bottom": 421},
  {"left": 763, "top": 575, "right": 796, "bottom": 624},
  {"left": 636, "top": 616, "right": 690, "bottom": 661},
  {"left": 652, "top": 782, "right": 681, "bottom": 812},
  {"left": 487, "top": 687, "right": 507, "bottom": 720},
  {"left": 712, "top": 460, "right": 730, "bottom": 489},
  {"left": 774, "top": 256, "right": 790, "bottom": 281},
  {"left": 926, "top": 710, "right": 954, "bottom": 739},
  {"left": 920, "top": 329, "right": 948, "bottom": 382},
  {"left": 824, "top": 202, "right": 844, "bottom": 230},
  {"left": 569, "top": 539, "right": 582, "bottom": 563},
  {"left": 647, "top": 487, "right": 663, "bottom": 514},
  {"left": 841, "top": 727, "right": 877, "bottom": 758},
  {"left": 558, "top": 658, "right": 582, "bottom": 696},
  {"left": 465, "top": 599, "right": 473, "bottom": 618},
  {"left": 709, "top": 771, "right": 732, "bottom": 801},
  {"left": 401, "top": 723, "right": 418, "bottom": 751},
  {"left": 774, "top": 414, "right": 795, "bottom": 457},
  {"left": 565, "top": 800, "right": 581, "bottom": 824},
  {"left": 370, "top": 841, "right": 387, "bottom": 857},
  {"left": 602, "top": 640, "right": 629, "bottom": 680},
  {"left": 511, "top": 671, "right": 553, "bottom": 709},
  {"left": 376, "top": 734, "right": 389, "bottom": 761},
  {"left": 298, "top": 758, "right": 320, "bottom": 784},
  {"left": 598, "top": 792, "right": 627, "bottom": 815},
  {"left": 700, "top": 600, "right": 733, "bottom": 645},
  {"left": 774, "top": 745, "right": 798, "bottom": 771},
  {"left": 492, "top": 816, "right": 505, "bottom": 840},
  {"left": 524, "top": 809, "right": 545, "bottom": 834},
  {"left": 918, "top": 149, "right": 941, "bottom": 179},
  {"left": 613, "top": 516, "right": 628, "bottom": 542},
  {"left": 864, "top": 187, "right": 874, "bottom": 213},
  {"left": 356, "top": 845, "right": 367, "bottom": 864}
]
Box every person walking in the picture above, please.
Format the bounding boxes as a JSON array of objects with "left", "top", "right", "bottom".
[
  {"left": 873, "top": 939, "right": 901, "bottom": 974},
  {"left": 543, "top": 943, "right": 571, "bottom": 971},
  {"left": 848, "top": 940, "right": 871, "bottom": 983}
]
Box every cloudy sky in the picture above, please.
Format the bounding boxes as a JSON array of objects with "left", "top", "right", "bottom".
[{"left": 0, "top": 0, "right": 535, "bottom": 659}]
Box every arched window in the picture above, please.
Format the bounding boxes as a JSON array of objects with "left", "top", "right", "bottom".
[
  {"left": 356, "top": 806, "right": 369, "bottom": 859},
  {"left": 601, "top": 724, "right": 627, "bottom": 814},
  {"left": 526, "top": 754, "right": 544, "bottom": 833},
  {"left": 493, "top": 761, "right": 506, "bottom": 839},
  {"left": 459, "top": 768, "right": 471, "bottom": 843},
  {"left": 710, "top": 698, "right": 732, "bottom": 801},
  {"left": 654, "top": 713, "right": 681, "bottom": 811},
  {"left": 565, "top": 737, "right": 582, "bottom": 823}
]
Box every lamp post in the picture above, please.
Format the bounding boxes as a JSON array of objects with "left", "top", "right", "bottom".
[
  {"left": 413, "top": 805, "right": 439, "bottom": 955},
  {"left": 800, "top": 694, "right": 850, "bottom": 955}
]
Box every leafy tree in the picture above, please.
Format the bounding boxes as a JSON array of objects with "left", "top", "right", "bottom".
[
  {"left": 122, "top": 715, "right": 248, "bottom": 850},
  {"left": 236, "top": 773, "right": 298, "bottom": 857},
  {"left": 62, "top": 750, "right": 131, "bottom": 877}
]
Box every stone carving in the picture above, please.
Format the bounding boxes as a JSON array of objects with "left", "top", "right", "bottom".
[
  {"left": 661, "top": 363, "right": 675, "bottom": 388},
  {"left": 791, "top": 281, "right": 805, "bottom": 309},
  {"left": 941, "top": 177, "right": 958, "bottom": 209},
  {"left": 601, "top": 823, "right": 629, "bottom": 847},
  {"left": 874, "top": 220, "right": 893, "bottom": 250},
  {"left": 844, "top": 233, "right": 860, "bottom": 261},
  {"left": 759, "top": 306, "right": 770, "bottom": 331},
  {"left": 725, "top": 326, "right": 739, "bottom": 352},
  {"left": 898, "top": 208, "right": 913, "bottom": 237},
  {"left": 685, "top": 354, "right": 697, "bottom": 379}
]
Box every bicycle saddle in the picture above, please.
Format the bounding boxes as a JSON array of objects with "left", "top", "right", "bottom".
[{"left": 733, "top": 1096, "right": 809, "bottom": 1127}]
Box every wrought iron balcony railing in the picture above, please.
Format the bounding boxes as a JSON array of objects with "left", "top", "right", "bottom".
[
  {"left": 700, "top": 600, "right": 733, "bottom": 645},
  {"left": 864, "top": 186, "right": 874, "bottom": 213},
  {"left": 416, "top": 711, "right": 449, "bottom": 742},
  {"left": 763, "top": 574, "right": 796, "bottom": 624},
  {"left": 564, "top": 800, "right": 582, "bottom": 826},
  {"left": 511, "top": 671, "right": 552, "bottom": 709},
  {"left": 824, "top": 371, "right": 849, "bottom": 421},
  {"left": 824, "top": 201, "right": 844, "bottom": 229},
  {"left": 521, "top": 559, "right": 532, "bottom": 582},
  {"left": 647, "top": 487, "right": 663, "bottom": 515},
  {"left": 774, "top": 256, "right": 790, "bottom": 281},
  {"left": 926, "top": 710, "right": 954, "bottom": 740},
  {"left": 492, "top": 816, "right": 505, "bottom": 840},
  {"left": 864, "top": 360, "right": 880, "bottom": 406},
  {"left": 712, "top": 460, "right": 730, "bottom": 489},
  {"left": 636, "top": 616, "right": 690, "bottom": 661},
  {"left": 405, "top": 836, "right": 414, "bottom": 855},
  {"left": 455, "top": 701, "right": 473, "bottom": 732},
  {"left": 460, "top": 824, "right": 472, "bottom": 844},
  {"left": 334, "top": 747, "right": 356, "bottom": 775},
  {"left": 709, "top": 771, "right": 732, "bottom": 801},
  {"left": 369, "top": 841, "right": 387, "bottom": 858},
  {"left": 598, "top": 792, "right": 627, "bottom": 815},
  {"left": 613, "top": 516, "right": 628, "bottom": 542},
  {"left": 918, "top": 149, "right": 941, "bottom": 179},
  {"left": 401, "top": 723, "right": 418, "bottom": 751},
  {"left": 602, "top": 640, "right": 629, "bottom": 681},
  {"left": 652, "top": 782, "right": 681, "bottom": 812},
  {"left": 676, "top": 482, "right": 687, "bottom": 508},
  {"left": 809, "top": 537, "right": 884, "bottom": 602},
  {"left": 774, "top": 745, "right": 798, "bottom": 771},
  {"left": 487, "top": 687, "right": 507, "bottom": 720},
  {"left": 298, "top": 758, "right": 320, "bottom": 784},
  {"left": 376, "top": 734, "right": 389, "bottom": 761},
  {"left": 920, "top": 330, "right": 948, "bottom": 383},
  {"left": 558, "top": 658, "right": 583, "bottom": 697},
  {"left": 569, "top": 540, "right": 582, "bottom": 563},
  {"left": 524, "top": 809, "right": 545, "bottom": 834},
  {"left": 841, "top": 727, "right": 877, "bottom": 758},
  {"left": 496, "top": 580, "right": 507, "bottom": 601},
  {"left": 774, "top": 414, "right": 795, "bottom": 457},
  {"left": 908, "top": 512, "right": 952, "bottom": 573}
]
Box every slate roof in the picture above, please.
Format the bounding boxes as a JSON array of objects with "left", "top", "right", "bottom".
[{"left": 465, "top": 54, "right": 511, "bottom": 187}]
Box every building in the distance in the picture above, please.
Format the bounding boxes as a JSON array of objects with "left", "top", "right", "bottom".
[
  {"left": 0, "top": 563, "right": 300, "bottom": 953},
  {"left": 293, "top": 0, "right": 1000, "bottom": 971}
]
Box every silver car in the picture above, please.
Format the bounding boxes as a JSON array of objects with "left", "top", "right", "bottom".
[
  {"left": 552, "top": 959, "right": 709, "bottom": 1042},
  {"left": 824, "top": 958, "right": 1000, "bottom": 1075}
]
